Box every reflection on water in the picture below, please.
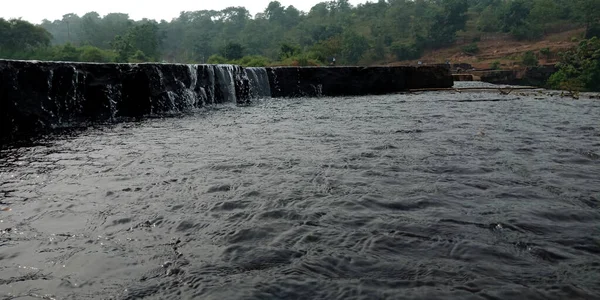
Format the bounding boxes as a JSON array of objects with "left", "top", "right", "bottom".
[{"left": 1, "top": 89, "right": 599, "bottom": 299}]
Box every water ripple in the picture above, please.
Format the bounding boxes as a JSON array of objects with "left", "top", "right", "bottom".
[{"left": 1, "top": 91, "right": 599, "bottom": 299}]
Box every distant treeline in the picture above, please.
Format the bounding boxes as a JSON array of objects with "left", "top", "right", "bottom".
[
  {"left": 1, "top": 0, "right": 598, "bottom": 65},
  {"left": 0, "top": 0, "right": 599, "bottom": 90}
]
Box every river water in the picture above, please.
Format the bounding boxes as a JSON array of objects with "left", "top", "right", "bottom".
[{"left": 1, "top": 85, "right": 599, "bottom": 299}]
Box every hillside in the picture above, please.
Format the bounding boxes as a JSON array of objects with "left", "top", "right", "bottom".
[{"left": 389, "top": 29, "right": 585, "bottom": 70}]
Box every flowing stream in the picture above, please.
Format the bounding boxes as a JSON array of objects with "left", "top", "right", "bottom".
[{"left": 1, "top": 85, "right": 599, "bottom": 299}]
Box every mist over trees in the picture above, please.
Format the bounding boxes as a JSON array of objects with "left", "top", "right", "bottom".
[{"left": 0, "top": 0, "right": 599, "bottom": 67}]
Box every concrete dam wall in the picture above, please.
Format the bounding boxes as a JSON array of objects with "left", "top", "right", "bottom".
[
  {"left": 266, "top": 66, "right": 452, "bottom": 97},
  {"left": 0, "top": 60, "right": 452, "bottom": 145}
]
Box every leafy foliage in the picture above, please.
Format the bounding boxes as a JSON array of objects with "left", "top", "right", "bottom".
[
  {"left": 540, "top": 47, "right": 551, "bottom": 57},
  {"left": 462, "top": 43, "right": 480, "bottom": 55},
  {"left": 522, "top": 51, "right": 539, "bottom": 66},
  {"left": 491, "top": 60, "right": 501, "bottom": 70},
  {"left": 390, "top": 41, "right": 423, "bottom": 61},
  {"left": 279, "top": 43, "right": 301, "bottom": 60},
  {"left": 548, "top": 37, "right": 600, "bottom": 91},
  {"left": 221, "top": 42, "right": 245, "bottom": 60},
  {"left": 0, "top": 18, "right": 51, "bottom": 57}
]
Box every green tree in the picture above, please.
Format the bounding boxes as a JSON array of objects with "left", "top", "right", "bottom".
[
  {"left": 521, "top": 51, "right": 539, "bottom": 66},
  {"left": 548, "top": 37, "right": 600, "bottom": 91},
  {"left": 80, "top": 46, "right": 113, "bottom": 62},
  {"left": 500, "top": 0, "right": 532, "bottom": 32},
  {"left": 10, "top": 0, "right": 596, "bottom": 66},
  {"left": 54, "top": 43, "right": 82, "bottom": 61},
  {"left": 529, "top": 0, "right": 562, "bottom": 26},
  {"left": 129, "top": 50, "right": 149, "bottom": 63},
  {"left": 279, "top": 43, "right": 301, "bottom": 59},
  {"left": 462, "top": 43, "right": 480, "bottom": 55},
  {"left": 265, "top": 1, "right": 286, "bottom": 23},
  {"left": 40, "top": 13, "right": 82, "bottom": 45},
  {"left": 427, "top": 0, "right": 469, "bottom": 48},
  {"left": 310, "top": 37, "right": 342, "bottom": 63},
  {"left": 126, "top": 22, "right": 160, "bottom": 59},
  {"left": 0, "top": 19, "right": 52, "bottom": 57},
  {"left": 574, "top": 0, "right": 600, "bottom": 37},
  {"left": 341, "top": 31, "right": 370, "bottom": 64},
  {"left": 207, "top": 54, "right": 229, "bottom": 64},
  {"left": 390, "top": 41, "right": 423, "bottom": 61},
  {"left": 112, "top": 34, "right": 134, "bottom": 62},
  {"left": 221, "top": 42, "right": 244, "bottom": 60},
  {"left": 477, "top": 6, "right": 501, "bottom": 32}
]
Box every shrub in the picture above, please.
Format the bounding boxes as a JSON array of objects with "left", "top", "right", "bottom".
[
  {"left": 53, "top": 43, "right": 81, "bottom": 61},
  {"left": 521, "top": 51, "right": 539, "bottom": 67},
  {"left": 129, "top": 50, "right": 149, "bottom": 63},
  {"left": 220, "top": 42, "right": 244, "bottom": 60},
  {"left": 490, "top": 60, "right": 501, "bottom": 70},
  {"left": 80, "top": 46, "right": 105, "bottom": 62},
  {"left": 511, "top": 24, "right": 543, "bottom": 41},
  {"left": 297, "top": 55, "right": 309, "bottom": 66},
  {"left": 80, "top": 46, "right": 115, "bottom": 62},
  {"left": 390, "top": 41, "right": 423, "bottom": 61},
  {"left": 278, "top": 55, "right": 320, "bottom": 67},
  {"left": 586, "top": 24, "right": 600, "bottom": 39},
  {"left": 462, "top": 43, "right": 480, "bottom": 55},
  {"left": 279, "top": 43, "right": 301, "bottom": 60},
  {"left": 549, "top": 37, "right": 600, "bottom": 92},
  {"left": 207, "top": 54, "right": 229, "bottom": 64},
  {"left": 539, "top": 47, "right": 551, "bottom": 58},
  {"left": 548, "top": 71, "right": 585, "bottom": 93},
  {"left": 233, "top": 55, "right": 271, "bottom": 67}
]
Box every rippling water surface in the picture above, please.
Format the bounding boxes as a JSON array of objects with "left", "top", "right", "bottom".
[{"left": 1, "top": 87, "right": 600, "bottom": 300}]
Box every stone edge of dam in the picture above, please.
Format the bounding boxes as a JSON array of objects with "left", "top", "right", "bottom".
[{"left": 0, "top": 60, "right": 452, "bottom": 146}]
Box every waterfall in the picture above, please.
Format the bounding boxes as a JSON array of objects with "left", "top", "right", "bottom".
[
  {"left": 45, "top": 69, "right": 54, "bottom": 119},
  {"left": 1, "top": 60, "right": 259, "bottom": 143},
  {"left": 214, "top": 65, "right": 237, "bottom": 103},
  {"left": 185, "top": 64, "right": 199, "bottom": 107},
  {"left": 2, "top": 59, "right": 454, "bottom": 145},
  {"left": 106, "top": 84, "right": 120, "bottom": 121},
  {"left": 71, "top": 66, "right": 78, "bottom": 109},
  {"left": 203, "top": 65, "right": 216, "bottom": 105},
  {"left": 246, "top": 67, "right": 271, "bottom": 99},
  {"left": 155, "top": 68, "right": 177, "bottom": 112}
]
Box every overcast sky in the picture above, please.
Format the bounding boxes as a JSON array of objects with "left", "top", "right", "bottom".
[{"left": 2, "top": 0, "right": 368, "bottom": 24}]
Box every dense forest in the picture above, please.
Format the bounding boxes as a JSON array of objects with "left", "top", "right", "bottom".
[{"left": 1, "top": 0, "right": 599, "bottom": 89}]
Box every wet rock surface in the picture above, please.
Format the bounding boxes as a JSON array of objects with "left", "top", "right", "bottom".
[
  {"left": 0, "top": 60, "right": 251, "bottom": 146},
  {"left": 1, "top": 61, "right": 452, "bottom": 147},
  {"left": 1, "top": 85, "right": 599, "bottom": 299}
]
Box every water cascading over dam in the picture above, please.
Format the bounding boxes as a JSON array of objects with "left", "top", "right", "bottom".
[
  {"left": 0, "top": 61, "right": 254, "bottom": 144},
  {"left": 246, "top": 67, "right": 272, "bottom": 99},
  {"left": 0, "top": 60, "right": 452, "bottom": 145}
]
